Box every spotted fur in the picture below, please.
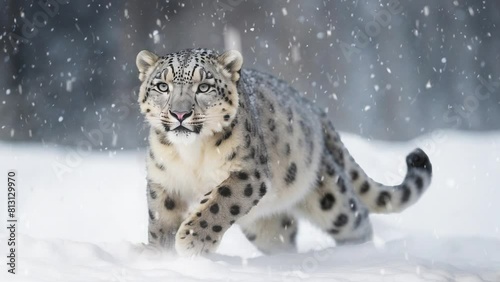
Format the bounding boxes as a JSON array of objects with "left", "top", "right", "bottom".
[{"left": 136, "top": 48, "right": 433, "bottom": 256}]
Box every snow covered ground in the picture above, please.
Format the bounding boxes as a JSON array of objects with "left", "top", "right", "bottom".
[{"left": 1, "top": 130, "right": 499, "bottom": 282}]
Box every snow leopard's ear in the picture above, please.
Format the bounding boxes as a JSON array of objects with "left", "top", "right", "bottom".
[
  {"left": 136, "top": 50, "right": 159, "bottom": 81},
  {"left": 218, "top": 50, "right": 243, "bottom": 82}
]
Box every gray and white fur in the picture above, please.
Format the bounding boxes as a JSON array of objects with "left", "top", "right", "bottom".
[{"left": 135, "top": 48, "right": 432, "bottom": 256}]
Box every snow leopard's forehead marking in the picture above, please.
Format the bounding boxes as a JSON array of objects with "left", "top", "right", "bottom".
[{"left": 154, "top": 48, "right": 219, "bottom": 85}]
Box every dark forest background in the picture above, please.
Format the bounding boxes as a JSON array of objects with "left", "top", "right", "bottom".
[{"left": 1, "top": 0, "right": 499, "bottom": 149}]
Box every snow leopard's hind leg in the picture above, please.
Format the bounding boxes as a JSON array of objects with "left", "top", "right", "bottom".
[
  {"left": 295, "top": 151, "right": 373, "bottom": 246},
  {"left": 294, "top": 118, "right": 373, "bottom": 245},
  {"left": 239, "top": 213, "right": 298, "bottom": 254}
]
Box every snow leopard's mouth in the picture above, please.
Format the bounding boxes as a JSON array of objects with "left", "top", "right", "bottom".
[
  {"left": 171, "top": 125, "right": 193, "bottom": 133},
  {"left": 167, "top": 124, "right": 203, "bottom": 134}
]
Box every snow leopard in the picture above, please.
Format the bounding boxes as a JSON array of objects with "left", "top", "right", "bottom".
[{"left": 135, "top": 48, "right": 432, "bottom": 256}]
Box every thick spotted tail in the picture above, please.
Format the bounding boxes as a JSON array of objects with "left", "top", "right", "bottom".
[{"left": 349, "top": 148, "right": 433, "bottom": 214}]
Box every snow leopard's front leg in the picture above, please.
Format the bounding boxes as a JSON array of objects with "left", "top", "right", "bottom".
[
  {"left": 175, "top": 169, "right": 267, "bottom": 256},
  {"left": 147, "top": 181, "right": 187, "bottom": 250}
]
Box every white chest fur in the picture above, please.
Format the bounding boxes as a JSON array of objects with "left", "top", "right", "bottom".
[{"left": 147, "top": 136, "right": 240, "bottom": 203}]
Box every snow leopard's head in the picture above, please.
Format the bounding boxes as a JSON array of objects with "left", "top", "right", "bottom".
[{"left": 135, "top": 48, "right": 242, "bottom": 144}]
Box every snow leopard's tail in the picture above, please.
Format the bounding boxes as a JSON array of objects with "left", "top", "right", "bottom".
[
  {"left": 348, "top": 148, "right": 432, "bottom": 214},
  {"left": 321, "top": 120, "right": 433, "bottom": 214}
]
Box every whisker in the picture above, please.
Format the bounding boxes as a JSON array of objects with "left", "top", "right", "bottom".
[
  {"left": 161, "top": 100, "right": 169, "bottom": 111},
  {"left": 194, "top": 114, "right": 233, "bottom": 120}
]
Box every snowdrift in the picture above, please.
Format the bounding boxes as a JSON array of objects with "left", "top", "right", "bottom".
[{"left": 1, "top": 130, "right": 499, "bottom": 281}]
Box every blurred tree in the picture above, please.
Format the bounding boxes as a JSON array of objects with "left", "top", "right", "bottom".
[{"left": 1, "top": 0, "right": 499, "bottom": 148}]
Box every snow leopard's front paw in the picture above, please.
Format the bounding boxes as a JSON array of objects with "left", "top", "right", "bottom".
[{"left": 174, "top": 217, "right": 223, "bottom": 256}]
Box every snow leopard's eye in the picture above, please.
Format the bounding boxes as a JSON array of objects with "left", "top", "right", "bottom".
[
  {"left": 197, "top": 83, "right": 210, "bottom": 93},
  {"left": 156, "top": 82, "right": 169, "bottom": 92}
]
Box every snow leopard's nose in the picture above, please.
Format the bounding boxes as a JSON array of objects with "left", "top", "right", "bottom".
[{"left": 169, "top": 110, "right": 193, "bottom": 122}]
